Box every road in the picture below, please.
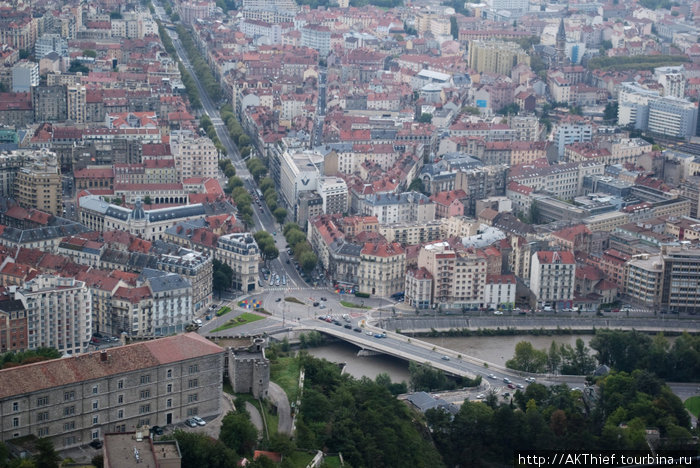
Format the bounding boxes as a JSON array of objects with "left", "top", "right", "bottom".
[{"left": 155, "top": 3, "right": 306, "bottom": 291}]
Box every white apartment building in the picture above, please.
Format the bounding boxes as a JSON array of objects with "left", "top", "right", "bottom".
[
  {"left": 624, "top": 253, "right": 663, "bottom": 309},
  {"left": 35, "top": 34, "right": 68, "bottom": 59},
  {"left": 358, "top": 242, "right": 406, "bottom": 297},
  {"left": 529, "top": 251, "right": 576, "bottom": 308},
  {"left": 654, "top": 66, "right": 686, "bottom": 98},
  {"left": 170, "top": 131, "right": 219, "bottom": 180},
  {"left": 240, "top": 20, "right": 284, "bottom": 44},
  {"left": 14, "top": 275, "right": 92, "bottom": 355},
  {"left": 509, "top": 161, "right": 604, "bottom": 201},
  {"left": 360, "top": 192, "right": 435, "bottom": 224},
  {"left": 140, "top": 269, "right": 193, "bottom": 337},
  {"left": 319, "top": 177, "right": 348, "bottom": 215},
  {"left": 301, "top": 25, "right": 331, "bottom": 56},
  {"left": 67, "top": 83, "right": 86, "bottom": 124},
  {"left": 11, "top": 61, "right": 39, "bottom": 93},
  {"left": 405, "top": 267, "right": 433, "bottom": 310},
  {"left": 553, "top": 120, "right": 592, "bottom": 159},
  {"left": 484, "top": 274, "right": 516, "bottom": 309}
]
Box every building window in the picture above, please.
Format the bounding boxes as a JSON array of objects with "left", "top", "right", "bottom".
[
  {"left": 12, "top": 417, "right": 19, "bottom": 427},
  {"left": 37, "top": 411, "right": 49, "bottom": 422},
  {"left": 38, "top": 427, "right": 49, "bottom": 437},
  {"left": 167, "top": 384, "right": 172, "bottom": 393},
  {"left": 64, "top": 391, "right": 75, "bottom": 401},
  {"left": 188, "top": 364, "right": 198, "bottom": 374},
  {"left": 187, "top": 407, "right": 198, "bottom": 416},
  {"left": 92, "top": 401, "right": 98, "bottom": 410},
  {"left": 37, "top": 396, "right": 49, "bottom": 406},
  {"left": 166, "top": 399, "right": 172, "bottom": 408},
  {"left": 63, "top": 436, "right": 76, "bottom": 447},
  {"left": 140, "top": 374, "right": 151, "bottom": 384},
  {"left": 118, "top": 394, "right": 123, "bottom": 404},
  {"left": 118, "top": 409, "right": 124, "bottom": 419},
  {"left": 92, "top": 431, "right": 99, "bottom": 440},
  {"left": 167, "top": 369, "right": 172, "bottom": 378},
  {"left": 12, "top": 402, "right": 18, "bottom": 412},
  {"left": 63, "top": 421, "right": 75, "bottom": 431},
  {"left": 139, "top": 404, "right": 150, "bottom": 414},
  {"left": 188, "top": 393, "right": 198, "bottom": 403},
  {"left": 138, "top": 418, "right": 150, "bottom": 427},
  {"left": 188, "top": 379, "right": 198, "bottom": 389},
  {"left": 92, "top": 385, "right": 98, "bottom": 394},
  {"left": 92, "top": 416, "right": 98, "bottom": 425},
  {"left": 64, "top": 406, "right": 75, "bottom": 416},
  {"left": 140, "top": 390, "right": 150, "bottom": 399},
  {"left": 118, "top": 380, "right": 124, "bottom": 389}
]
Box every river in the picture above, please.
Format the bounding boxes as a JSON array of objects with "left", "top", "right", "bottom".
[{"left": 307, "top": 334, "right": 597, "bottom": 383}]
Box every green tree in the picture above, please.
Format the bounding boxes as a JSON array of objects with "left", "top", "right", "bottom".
[
  {"left": 408, "top": 178, "right": 427, "bottom": 195},
  {"left": 603, "top": 101, "right": 618, "bottom": 121},
  {"left": 82, "top": 49, "right": 97, "bottom": 58},
  {"left": 34, "top": 438, "right": 60, "bottom": 468},
  {"left": 506, "top": 341, "right": 547, "bottom": 373},
  {"left": 273, "top": 207, "right": 287, "bottom": 224},
  {"left": 300, "top": 251, "right": 317, "bottom": 274},
  {"left": 259, "top": 177, "right": 275, "bottom": 193},
  {"left": 143, "top": 195, "right": 152, "bottom": 205},
  {"left": 219, "top": 410, "right": 258, "bottom": 456},
  {"left": 213, "top": 271, "right": 230, "bottom": 295},
  {"left": 417, "top": 113, "right": 432, "bottom": 123},
  {"left": 168, "top": 430, "right": 238, "bottom": 468},
  {"left": 450, "top": 16, "right": 458, "bottom": 40}
]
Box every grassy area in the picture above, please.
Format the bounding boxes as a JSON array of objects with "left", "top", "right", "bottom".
[
  {"left": 234, "top": 393, "right": 278, "bottom": 436},
  {"left": 323, "top": 455, "right": 343, "bottom": 468},
  {"left": 285, "top": 297, "right": 304, "bottom": 304},
  {"left": 285, "top": 451, "right": 316, "bottom": 467},
  {"left": 216, "top": 306, "right": 231, "bottom": 317},
  {"left": 340, "top": 300, "right": 371, "bottom": 309},
  {"left": 685, "top": 396, "right": 700, "bottom": 417},
  {"left": 270, "top": 356, "right": 301, "bottom": 403},
  {"left": 211, "top": 312, "right": 264, "bottom": 332}
]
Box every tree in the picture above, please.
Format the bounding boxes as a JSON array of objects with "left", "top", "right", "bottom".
[
  {"left": 417, "top": 113, "right": 433, "bottom": 123},
  {"left": 34, "top": 438, "right": 60, "bottom": 468},
  {"left": 168, "top": 431, "right": 238, "bottom": 468},
  {"left": 143, "top": 195, "right": 152, "bottom": 205},
  {"left": 273, "top": 207, "right": 287, "bottom": 224},
  {"left": 603, "top": 102, "right": 618, "bottom": 121},
  {"left": 497, "top": 103, "right": 520, "bottom": 116},
  {"left": 213, "top": 271, "right": 230, "bottom": 296},
  {"left": 259, "top": 177, "right": 275, "bottom": 193},
  {"left": 82, "top": 49, "right": 97, "bottom": 58},
  {"left": 219, "top": 410, "right": 258, "bottom": 456},
  {"left": 450, "top": 16, "right": 458, "bottom": 40},
  {"left": 408, "top": 178, "right": 427, "bottom": 195},
  {"left": 224, "top": 165, "right": 236, "bottom": 178},
  {"left": 69, "top": 60, "right": 90, "bottom": 74},
  {"left": 300, "top": 251, "right": 317, "bottom": 274},
  {"left": 228, "top": 176, "right": 244, "bottom": 191},
  {"left": 506, "top": 341, "right": 547, "bottom": 373}
]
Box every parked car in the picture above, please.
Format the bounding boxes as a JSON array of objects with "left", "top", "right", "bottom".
[
  {"left": 185, "top": 418, "right": 198, "bottom": 428},
  {"left": 493, "top": 310, "right": 503, "bottom": 315},
  {"left": 275, "top": 297, "right": 282, "bottom": 302},
  {"left": 503, "top": 378, "right": 511, "bottom": 384},
  {"left": 507, "top": 383, "right": 516, "bottom": 389},
  {"left": 151, "top": 426, "right": 164, "bottom": 436},
  {"left": 516, "top": 383, "right": 524, "bottom": 389},
  {"left": 320, "top": 297, "right": 327, "bottom": 301},
  {"left": 313, "top": 302, "right": 320, "bottom": 307},
  {"left": 192, "top": 416, "right": 206, "bottom": 426},
  {"left": 89, "top": 440, "right": 103, "bottom": 449}
]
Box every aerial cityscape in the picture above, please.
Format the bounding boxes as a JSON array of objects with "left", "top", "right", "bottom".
[{"left": 0, "top": 0, "right": 699, "bottom": 465}]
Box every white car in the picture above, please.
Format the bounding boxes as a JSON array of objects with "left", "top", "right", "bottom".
[
  {"left": 487, "top": 374, "right": 497, "bottom": 379},
  {"left": 493, "top": 310, "right": 503, "bottom": 315},
  {"left": 476, "top": 394, "right": 485, "bottom": 399},
  {"left": 191, "top": 416, "right": 206, "bottom": 426}
]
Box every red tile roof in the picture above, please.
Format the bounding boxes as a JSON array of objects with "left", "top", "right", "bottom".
[
  {"left": 0, "top": 334, "right": 223, "bottom": 400},
  {"left": 536, "top": 251, "right": 575, "bottom": 264}
]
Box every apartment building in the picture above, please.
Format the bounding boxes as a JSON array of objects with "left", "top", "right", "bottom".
[
  {"left": 11, "top": 61, "right": 38, "bottom": 93},
  {"left": 157, "top": 250, "right": 213, "bottom": 313},
  {"left": 553, "top": 120, "right": 593, "bottom": 159},
  {"left": 468, "top": 40, "right": 529, "bottom": 77},
  {"left": 319, "top": 177, "right": 349, "bottom": 215},
  {"left": 358, "top": 242, "right": 405, "bottom": 297},
  {"left": 170, "top": 132, "right": 219, "bottom": 180},
  {"left": 67, "top": 83, "right": 86, "bottom": 124},
  {"left": 13, "top": 149, "right": 62, "bottom": 216},
  {"left": 0, "top": 300, "right": 28, "bottom": 353},
  {"left": 624, "top": 253, "right": 663, "bottom": 309},
  {"left": 484, "top": 274, "right": 516, "bottom": 310},
  {"left": 0, "top": 333, "right": 223, "bottom": 450},
  {"left": 379, "top": 220, "right": 443, "bottom": 245},
  {"left": 529, "top": 251, "right": 576, "bottom": 308},
  {"left": 405, "top": 267, "right": 433, "bottom": 310},
  {"left": 216, "top": 233, "right": 260, "bottom": 293},
  {"left": 416, "top": 242, "right": 487, "bottom": 309},
  {"left": 660, "top": 245, "right": 700, "bottom": 314},
  {"left": 508, "top": 161, "right": 604, "bottom": 201},
  {"left": 13, "top": 275, "right": 91, "bottom": 355},
  {"left": 360, "top": 192, "right": 435, "bottom": 224}
]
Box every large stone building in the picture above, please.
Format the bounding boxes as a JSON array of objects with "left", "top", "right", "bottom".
[
  {"left": 0, "top": 333, "right": 224, "bottom": 450},
  {"left": 529, "top": 251, "right": 576, "bottom": 309},
  {"left": 216, "top": 233, "right": 260, "bottom": 293},
  {"left": 358, "top": 241, "right": 405, "bottom": 297},
  {"left": 14, "top": 149, "right": 62, "bottom": 216}
]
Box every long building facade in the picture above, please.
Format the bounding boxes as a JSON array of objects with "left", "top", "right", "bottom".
[{"left": 0, "top": 333, "right": 224, "bottom": 450}]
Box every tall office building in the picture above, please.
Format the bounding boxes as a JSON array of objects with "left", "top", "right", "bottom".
[
  {"left": 467, "top": 40, "right": 530, "bottom": 77},
  {"left": 67, "top": 83, "right": 87, "bottom": 124},
  {"left": 14, "top": 149, "right": 62, "bottom": 215}
]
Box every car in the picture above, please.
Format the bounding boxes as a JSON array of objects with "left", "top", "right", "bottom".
[
  {"left": 275, "top": 280, "right": 280, "bottom": 286},
  {"left": 319, "top": 304, "right": 326, "bottom": 309},
  {"left": 273, "top": 231, "right": 277, "bottom": 236},
  {"left": 313, "top": 302, "right": 320, "bottom": 307},
  {"left": 344, "top": 324, "right": 352, "bottom": 329},
  {"left": 353, "top": 327, "right": 362, "bottom": 333},
  {"left": 150, "top": 426, "right": 164, "bottom": 436},
  {"left": 192, "top": 416, "right": 206, "bottom": 426},
  {"left": 324, "top": 317, "right": 332, "bottom": 323},
  {"left": 488, "top": 374, "right": 496, "bottom": 379},
  {"left": 366, "top": 331, "right": 374, "bottom": 336},
  {"left": 502, "top": 392, "right": 510, "bottom": 398},
  {"left": 503, "top": 378, "right": 511, "bottom": 384},
  {"left": 281, "top": 277, "right": 286, "bottom": 285},
  {"left": 275, "top": 297, "right": 281, "bottom": 302},
  {"left": 516, "top": 383, "right": 524, "bottom": 389},
  {"left": 205, "top": 314, "right": 211, "bottom": 321},
  {"left": 507, "top": 383, "right": 516, "bottom": 389},
  {"left": 320, "top": 297, "right": 327, "bottom": 301},
  {"left": 441, "top": 355, "right": 450, "bottom": 361},
  {"left": 89, "top": 440, "right": 103, "bottom": 449},
  {"left": 374, "top": 333, "right": 386, "bottom": 338},
  {"left": 333, "top": 321, "right": 342, "bottom": 326},
  {"left": 525, "top": 377, "right": 536, "bottom": 383},
  {"left": 185, "top": 418, "right": 198, "bottom": 428},
  {"left": 493, "top": 310, "right": 503, "bottom": 315},
  {"left": 476, "top": 394, "right": 485, "bottom": 399}
]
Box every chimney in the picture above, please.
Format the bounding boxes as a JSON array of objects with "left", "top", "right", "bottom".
[{"left": 100, "top": 350, "right": 107, "bottom": 362}]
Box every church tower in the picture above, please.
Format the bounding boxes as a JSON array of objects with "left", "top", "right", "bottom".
[{"left": 555, "top": 18, "right": 567, "bottom": 68}]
